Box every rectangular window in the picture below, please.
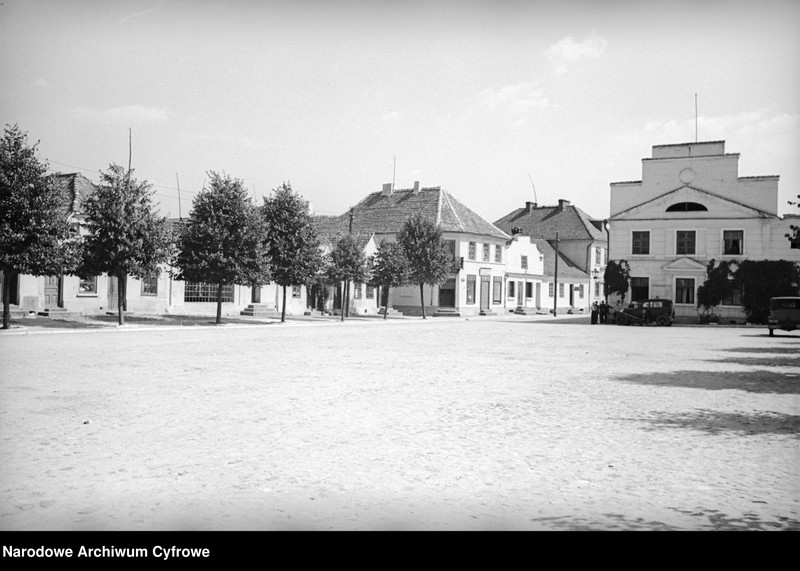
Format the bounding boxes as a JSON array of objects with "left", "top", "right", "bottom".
[
  {"left": 185, "top": 282, "right": 234, "bottom": 303},
  {"left": 468, "top": 242, "right": 476, "bottom": 260},
  {"left": 292, "top": 285, "right": 302, "bottom": 298},
  {"left": 632, "top": 231, "right": 650, "bottom": 255},
  {"left": 595, "top": 247, "right": 601, "bottom": 265},
  {"left": 723, "top": 230, "right": 743, "bottom": 255},
  {"left": 366, "top": 285, "right": 375, "bottom": 299},
  {"left": 445, "top": 240, "right": 457, "bottom": 271},
  {"left": 558, "top": 283, "right": 564, "bottom": 298},
  {"left": 595, "top": 281, "right": 601, "bottom": 297},
  {"left": 549, "top": 282, "right": 554, "bottom": 297},
  {"left": 630, "top": 277, "right": 649, "bottom": 302},
  {"left": 675, "top": 278, "right": 695, "bottom": 304},
  {"left": 521, "top": 255, "right": 528, "bottom": 269},
  {"left": 721, "top": 282, "right": 743, "bottom": 306},
  {"left": 353, "top": 283, "right": 362, "bottom": 299},
  {"left": 578, "top": 284, "right": 584, "bottom": 299},
  {"left": 676, "top": 231, "right": 696, "bottom": 256},
  {"left": 508, "top": 280, "right": 515, "bottom": 298},
  {"left": 525, "top": 282, "right": 533, "bottom": 298},
  {"left": 493, "top": 276, "right": 502, "bottom": 304},
  {"left": 78, "top": 276, "right": 97, "bottom": 295},
  {"left": 494, "top": 245, "right": 502, "bottom": 263},
  {"left": 141, "top": 275, "right": 158, "bottom": 296},
  {"left": 466, "top": 275, "right": 476, "bottom": 304},
  {"left": 482, "top": 243, "right": 490, "bottom": 262}
]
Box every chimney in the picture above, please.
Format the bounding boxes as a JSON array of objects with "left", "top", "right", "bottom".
[
  {"left": 525, "top": 201, "right": 537, "bottom": 212},
  {"left": 558, "top": 199, "right": 571, "bottom": 211},
  {"left": 413, "top": 181, "right": 420, "bottom": 194},
  {"left": 382, "top": 182, "right": 393, "bottom": 197}
]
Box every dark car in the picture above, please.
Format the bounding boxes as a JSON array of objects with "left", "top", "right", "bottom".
[
  {"left": 615, "top": 299, "right": 674, "bottom": 326},
  {"left": 768, "top": 296, "right": 800, "bottom": 336}
]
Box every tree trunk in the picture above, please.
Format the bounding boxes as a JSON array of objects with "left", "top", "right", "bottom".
[
  {"left": 2, "top": 270, "right": 10, "bottom": 330},
  {"left": 340, "top": 281, "right": 345, "bottom": 322},
  {"left": 384, "top": 286, "right": 389, "bottom": 319},
  {"left": 345, "top": 281, "right": 350, "bottom": 318},
  {"left": 281, "top": 285, "right": 287, "bottom": 323},
  {"left": 216, "top": 282, "right": 223, "bottom": 324},
  {"left": 419, "top": 282, "right": 426, "bottom": 319},
  {"left": 117, "top": 271, "right": 126, "bottom": 326}
]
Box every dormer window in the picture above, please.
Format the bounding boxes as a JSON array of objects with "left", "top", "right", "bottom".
[{"left": 666, "top": 202, "right": 708, "bottom": 212}]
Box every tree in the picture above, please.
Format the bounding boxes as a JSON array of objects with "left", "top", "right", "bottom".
[
  {"left": 262, "top": 182, "right": 323, "bottom": 323},
  {"left": 81, "top": 163, "right": 172, "bottom": 325},
  {"left": 603, "top": 259, "right": 631, "bottom": 304},
  {"left": 733, "top": 260, "right": 800, "bottom": 324},
  {"left": 327, "top": 234, "right": 368, "bottom": 321},
  {"left": 396, "top": 213, "right": 452, "bottom": 319},
  {"left": 1, "top": 125, "right": 82, "bottom": 329},
  {"left": 175, "top": 172, "right": 270, "bottom": 325},
  {"left": 696, "top": 259, "right": 736, "bottom": 312},
  {"left": 370, "top": 239, "right": 409, "bottom": 319},
  {"left": 786, "top": 194, "right": 800, "bottom": 249}
]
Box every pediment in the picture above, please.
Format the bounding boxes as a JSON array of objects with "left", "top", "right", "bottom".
[
  {"left": 612, "top": 185, "right": 772, "bottom": 220},
  {"left": 662, "top": 257, "right": 707, "bottom": 272}
]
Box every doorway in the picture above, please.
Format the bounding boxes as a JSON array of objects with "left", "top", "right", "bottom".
[
  {"left": 438, "top": 278, "right": 456, "bottom": 307},
  {"left": 251, "top": 284, "right": 261, "bottom": 304},
  {"left": 480, "top": 276, "right": 491, "bottom": 311},
  {"left": 44, "top": 275, "right": 62, "bottom": 309}
]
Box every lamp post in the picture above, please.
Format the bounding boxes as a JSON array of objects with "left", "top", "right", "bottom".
[{"left": 553, "top": 232, "right": 559, "bottom": 317}]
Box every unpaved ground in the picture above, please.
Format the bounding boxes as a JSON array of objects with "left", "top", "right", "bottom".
[{"left": 1, "top": 317, "right": 798, "bottom": 530}]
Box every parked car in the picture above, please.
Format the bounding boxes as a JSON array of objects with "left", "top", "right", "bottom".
[
  {"left": 614, "top": 299, "right": 674, "bottom": 326},
  {"left": 768, "top": 296, "right": 800, "bottom": 336}
]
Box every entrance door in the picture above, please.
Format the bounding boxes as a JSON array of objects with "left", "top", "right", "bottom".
[
  {"left": 535, "top": 282, "right": 541, "bottom": 309},
  {"left": 517, "top": 281, "right": 524, "bottom": 307},
  {"left": 44, "top": 276, "right": 61, "bottom": 308},
  {"left": 569, "top": 284, "right": 574, "bottom": 307},
  {"left": 438, "top": 278, "right": 456, "bottom": 307},
  {"left": 251, "top": 284, "right": 261, "bottom": 304},
  {"left": 480, "top": 276, "right": 490, "bottom": 311}
]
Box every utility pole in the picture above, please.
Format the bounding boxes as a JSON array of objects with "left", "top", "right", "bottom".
[{"left": 553, "top": 232, "right": 559, "bottom": 317}]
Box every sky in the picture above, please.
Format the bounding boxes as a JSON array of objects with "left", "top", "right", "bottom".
[{"left": 2, "top": 0, "right": 799, "bottom": 222}]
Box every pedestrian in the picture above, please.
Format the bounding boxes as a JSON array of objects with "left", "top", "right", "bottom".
[
  {"left": 591, "top": 301, "right": 598, "bottom": 324},
  {"left": 599, "top": 301, "right": 608, "bottom": 324}
]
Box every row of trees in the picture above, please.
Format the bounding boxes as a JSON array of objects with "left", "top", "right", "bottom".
[{"left": 1, "top": 125, "right": 455, "bottom": 329}]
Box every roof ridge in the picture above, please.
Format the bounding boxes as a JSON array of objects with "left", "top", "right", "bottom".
[{"left": 440, "top": 189, "right": 464, "bottom": 231}]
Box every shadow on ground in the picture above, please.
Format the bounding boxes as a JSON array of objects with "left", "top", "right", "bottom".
[
  {"left": 721, "top": 346, "right": 800, "bottom": 354},
  {"left": 632, "top": 409, "right": 800, "bottom": 438},
  {"left": 707, "top": 356, "right": 800, "bottom": 367},
  {"left": 615, "top": 369, "right": 800, "bottom": 394}
]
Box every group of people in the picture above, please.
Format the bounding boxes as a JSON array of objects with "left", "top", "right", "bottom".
[{"left": 590, "top": 301, "right": 610, "bottom": 324}]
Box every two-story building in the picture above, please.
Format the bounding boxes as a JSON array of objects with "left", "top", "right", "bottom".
[{"left": 608, "top": 140, "right": 800, "bottom": 322}]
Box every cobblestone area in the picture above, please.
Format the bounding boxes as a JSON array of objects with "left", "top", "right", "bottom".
[{"left": 1, "top": 317, "right": 798, "bottom": 530}]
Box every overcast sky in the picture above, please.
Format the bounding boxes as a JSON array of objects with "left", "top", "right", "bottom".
[{"left": 2, "top": 0, "right": 798, "bottom": 222}]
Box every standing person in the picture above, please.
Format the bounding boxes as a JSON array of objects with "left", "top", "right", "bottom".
[
  {"left": 591, "top": 301, "right": 599, "bottom": 324},
  {"left": 599, "top": 301, "right": 608, "bottom": 324}
]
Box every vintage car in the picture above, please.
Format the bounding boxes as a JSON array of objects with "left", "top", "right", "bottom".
[
  {"left": 614, "top": 298, "right": 675, "bottom": 326},
  {"left": 768, "top": 296, "right": 800, "bottom": 336}
]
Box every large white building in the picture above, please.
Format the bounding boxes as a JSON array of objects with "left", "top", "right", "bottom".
[{"left": 608, "top": 140, "right": 800, "bottom": 322}]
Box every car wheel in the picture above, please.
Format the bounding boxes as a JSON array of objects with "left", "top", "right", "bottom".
[
  {"left": 616, "top": 314, "right": 629, "bottom": 326},
  {"left": 769, "top": 328, "right": 774, "bottom": 336},
  {"left": 656, "top": 314, "right": 669, "bottom": 326}
]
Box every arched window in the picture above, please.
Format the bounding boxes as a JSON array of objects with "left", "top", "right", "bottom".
[{"left": 666, "top": 202, "right": 708, "bottom": 212}]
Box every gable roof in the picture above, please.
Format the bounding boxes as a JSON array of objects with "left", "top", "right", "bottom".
[
  {"left": 317, "top": 186, "right": 509, "bottom": 240},
  {"left": 531, "top": 238, "right": 589, "bottom": 279},
  {"left": 50, "top": 172, "right": 95, "bottom": 214},
  {"left": 494, "top": 203, "right": 606, "bottom": 242}
]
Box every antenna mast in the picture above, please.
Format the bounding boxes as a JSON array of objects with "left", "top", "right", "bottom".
[
  {"left": 695, "top": 93, "right": 698, "bottom": 143},
  {"left": 175, "top": 173, "right": 182, "bottom": 219},
  {"left": 392, "top": 156, "right": 396, "bottom": 191},
  {"left": 528, "top": 173, "right": 538, "bottom": 205}
]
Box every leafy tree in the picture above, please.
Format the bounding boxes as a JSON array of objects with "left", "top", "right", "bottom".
[
  {"left": 786, "top": 194, "right": 799, "bottom": 249},
  {"left": 81, "top": 163, "right": 172, "bottom": 325},
  {"left": 733, "top": 260, "right": 800, "bottom": 324},
  {"left": 396, "top": 213, "right": 452, "bottom": 319},
  {"left": 370, "top": 239, "right": 409, "bottom": 319},
  {"left": 175, "top": 172, "right": 270, "bottom": 325},
  {"left": 262, "top": 182, "right": 323, "bottom": 323},
  {"left": 696, "top": 259, "right": 736, "bottom": 312},
  {"left": 1, "top": 124, "right": 82, "bottom": 329},
  {"left": 327, "top": 234, "right": 368, "bottom": 321},
  {"left": 603, "top": 259, "right": 631, "bottom": 304}
]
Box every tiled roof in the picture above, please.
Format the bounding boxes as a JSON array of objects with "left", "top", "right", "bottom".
[
  {"left": 51, "top": 172, "right": 95, "bottom": 214},
  {"left": 531, "top": 238, "right": 588, "bottom": 279},
  {"left": 494, "top": 204, "right": 606, "bottom": 242},
  {"left": 317, "top": 187, "right": 509, "bottom": 240}
]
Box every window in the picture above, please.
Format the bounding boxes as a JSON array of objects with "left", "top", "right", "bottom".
[
  {"left": 521, "top": 255, "right": 528, "bottom": 269},
  {"left": 666, "top": 202, "right": 708, "bottom": 212},
  {"left": 721, "top": 282, "right": 743, "bottom": 306},
  {"left": 292, "top": 285, "right": 302, "bottom": 298},
  {"left": 508, "top": 280, "right": 515, "bottom": 298},
  {"left": 525, "top": 282, "right": 533, "bottom": 298},
  {"left": 185, "top": 282, "right": 234, "bottom": 303},
  {"left": 141, "top": 275, "right": 158, "bottom": 296},
  {"left": 676, "top": 231, "right": 696, "bottom": 255},
  {"left": 723, "top": 230, "right": 743, "bottom": 255},
  {"left": 558, "top": 283, "right": 564, "bottom": 298},
  {"left": 78, "top": 276, "right": 97, "bottom": 295},
  {"left": 494, "top": 245, "right": 502, "bottom": 263},
  {"left": 595, "top": 247, "right": 601, "bottom": 265},
  {"left": 353, "top": 283, "right": 362, "bottom": 299},
  {"left": 595, "top": 281, "right": 601, "bottom": 297},
  {"left": 366, "top": 285, "right": 375, "bottom": 299},
  {"left": 445, "top": 240, "right": 457, "bottom": 270},
  {"left": 632, "top": 231, "right": 650, "bottom": 255},
  {"left": 675, "top": 278, "right": 695, "bottom": 304},
  {"left": 482, "top": 243, "right": 490, "bottom": 262},
  {"left": 466, "top": 275, "right": 476, "bottom": 304},
  {"left": 468, "top": 242, "right": 476, "bottom": 260},
  {"left": 493, "top": 277, "right": 502, "bottom": 304},
  {"left": 549, "top": 282, "right": 554, "bottom": 297},
  {"left": 578, "top": 284, "right": 584, "bottom": 299},
  {"left": 630, "top": 277, "right": 649, "bottom": 302}
]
